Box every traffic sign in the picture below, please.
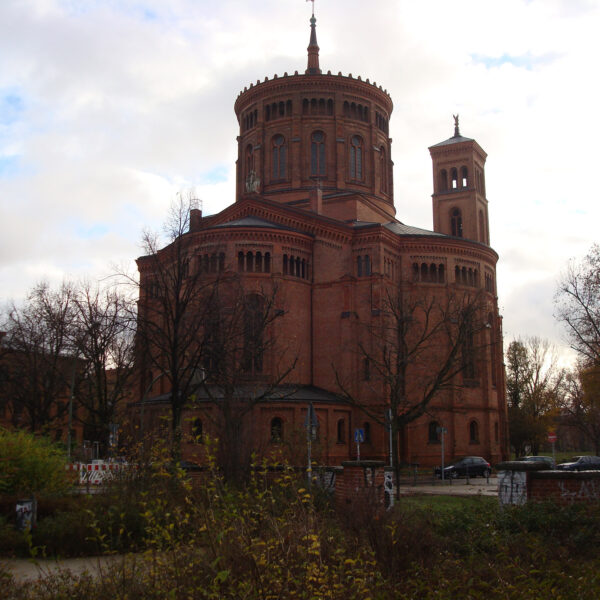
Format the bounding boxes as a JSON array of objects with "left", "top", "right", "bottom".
[
  {"left": 548, "top": 432, "right": 557, "bottom": 443},
  {"left": 354, "top": 428, "right": 365, "bottom": 443}
]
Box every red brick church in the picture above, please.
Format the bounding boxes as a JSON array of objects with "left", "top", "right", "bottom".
[{"left": 135, "top": 13, "right": 509, "bottom": 469}]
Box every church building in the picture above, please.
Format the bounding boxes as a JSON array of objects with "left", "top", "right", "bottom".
[{"left": 135, "top": 13, "right": 509, "bottom": 469}]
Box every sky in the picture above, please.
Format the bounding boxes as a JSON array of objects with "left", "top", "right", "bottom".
[{"left": 1, "top": 0, "right": 598, "bottom": 366}]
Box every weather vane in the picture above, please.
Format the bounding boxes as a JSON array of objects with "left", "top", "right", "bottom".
[{"left": 306, "top": 0, "right": 315, "bottom": 17}]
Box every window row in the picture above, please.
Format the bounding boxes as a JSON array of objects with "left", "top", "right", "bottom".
[
  {"left": 303, "top": 97, "right": 334, "bottom": 116},
  {"left": 376, "top": 111, "right": 389, "bottom": 134},
  {"left": 283, "top": 254, "right": 309, "bottom": 279},
  {"left": 412, "top": 262, "right": 446, "bottom": 284},
  {"left": 484, "top": 272, "right": 495, "bottom": 294},
  {"left": 343, "top": 101, "right": 369, "bottom": 122},
  {"left": 198, "top": 253, "right": 226, "bottom": 274},
  {"left": 242, "top": 108, "right": 258, "bottom": 132},
  {"left": 455, "top": 265, "right": 479, "bottom": 287},
  {"left": 269, "top": 417, "right": 371, "bottom": 444},
  {"left": 265, "top": 99, "right": 292, "bottom": 121},
  {"left": 238, "top": 251, "right": 272, "bottom": 273},
  {"left": 357, "top": 254, "right": 372, "bottom": 277},
  {"left": 428, "top": 420, "right": 480, "bottom": 444},
  {"left": 383, "top": 257, "right": 396, "bottom": 280},
  {"left": 439, "top": 166, "right": 468, "bottom": 191}
]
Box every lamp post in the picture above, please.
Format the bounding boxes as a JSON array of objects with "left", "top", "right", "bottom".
[{"left": 304, "top": 402, "right": 319, "bottom": 489}]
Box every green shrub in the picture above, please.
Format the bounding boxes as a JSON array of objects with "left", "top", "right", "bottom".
[{"left": 0, "top": 428, "right": 70, "bottom": 497}]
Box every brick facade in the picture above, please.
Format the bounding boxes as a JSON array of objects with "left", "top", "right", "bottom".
[{"left": 133, "top": 15, "right": 509, "bottom": 469}]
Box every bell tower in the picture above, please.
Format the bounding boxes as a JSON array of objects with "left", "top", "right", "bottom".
[{"left": 429, "top": 116, "right": 490, "bottom": 245}]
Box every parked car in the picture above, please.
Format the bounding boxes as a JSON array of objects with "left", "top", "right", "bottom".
[
  {"left": 518, "top": 455, "right": 555, "bottom": 469},
  {"left": 434, "top": 456, "right": 491, "bottom": 479},
  {"left": 556, "top": 456, "right": 600, "bottom": 471}
]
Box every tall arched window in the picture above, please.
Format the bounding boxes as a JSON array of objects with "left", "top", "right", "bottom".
[
  {"left": 451, "top": 208, "right": 463, "bottom": 237},
  {"left": 349, "top": 135, "right": 363, "bottom": 180},
  {"left": 469, "top": 420, "right": 479, "bottom": 443},
  {"left": 337, "top": 418, "right": 345, "bottom": 443},
  {"left": 272, "top": 134, "right": 286, "bottom": 180},
  {"left": 461, "top": 166, "right": 468, "bottom": 187},
  {"left": 439, "top": 169, "right": 448, "bottom": 192},
  {"left": 428, "top": 421, "right": 440, "bottom": 443},
  {"left": 311, "top": 131, "right": 326, "bottom": 176},
  {"left": 270, "top": 417, "right": 283, "bottom": 442},
  {"left": 451, "top": 167, "right": 458, "bottom": 189},
  {"left": 242, "top": 294, "right": 265, "bottom": 374},
  {"left": 380, "top": 146, "right": 388, "bottom": 193},
  {"left": 192, "top": 418, "right": 203, "bottom": 443}
]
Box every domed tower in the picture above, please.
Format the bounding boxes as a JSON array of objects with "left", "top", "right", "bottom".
[
  {"left": 429, "top": 116, "right": 490, "bottom": 245},
  {"left": 234, "top": 14, "right": 395, "bottom": 223}
]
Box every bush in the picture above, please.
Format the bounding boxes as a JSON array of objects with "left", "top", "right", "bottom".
[{"left": 0, "top": 428, "right": 70, "bottom": 497}]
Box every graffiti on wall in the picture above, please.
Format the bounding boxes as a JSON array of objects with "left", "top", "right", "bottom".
[
  {"left": 498, "top": 470, "right": 527, "bottom": 506},
  {"left": 558, "top": 479, "right": 600, "bottom": 501}
]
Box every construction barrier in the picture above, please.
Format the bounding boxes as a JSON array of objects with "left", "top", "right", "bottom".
[{"left": 66, "top": 462, "right": 126, "bottom": 486}]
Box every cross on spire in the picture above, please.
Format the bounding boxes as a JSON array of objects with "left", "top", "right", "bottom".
[{"left": 306, "top": 0, "right": 315, "bottom": 17}]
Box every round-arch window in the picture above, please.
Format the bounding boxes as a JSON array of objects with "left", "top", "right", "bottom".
[{"left": 271, "top": 417, "right": 283, "bottom": 442}]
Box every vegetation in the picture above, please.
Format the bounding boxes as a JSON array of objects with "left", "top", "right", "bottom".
[
  {"left": 3, "top": 443, "right": 600, "bottom": 598},
  {"left": 0, "top": 428, "right": 69, "bottom": 496}
]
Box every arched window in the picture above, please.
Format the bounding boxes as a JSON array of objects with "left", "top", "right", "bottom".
[
  {"left": 364, "top": 255, "right": 371, "bottom": 276},
  {"left": 451, "top": 208, "right": 463, "bottom": 237},
  {"left": 246, "top": 251, "right": 254, "bottom": 273},
  {"left": 283, "top": 254, "right": 288, "bottom": 275},
  {"left": 192, "top": 418, "right": 203, "bottom": 443},
  {"left": 469, "top": 420, "right": 479, "bottom": 443},
  {"left": 451, "top": 167, "right": 458, "bottom": 189},
  {"left": 479, "top": 210, "right": 486, "bottom": 244},
  {"left": 272, "top": 134, "right": 286, "bottom": 180},
  {"left": 349, "top": 135, "right": 363, "bottom": 180},
  {"left": 428, "top": 421, "right": 440, "bottom": 443},
  {"left": 421, "top": 263, "right": 428, "bottom": 282},
  {"left": 413, "top": 263, "right": 420, "bottom": 281},
  {"left": 270, "top": 417, "right": 283, "bottom": 442},
  {"left": 264, "top": 252, "right": 271, "bottom": 273},
  {"left": 238, "top": 251, "right": 244, "bottom": 272},
  {"left": 461, "top": 166, "right": 468, "bottom": 187},
  {"left": 439, "top": 169, "right": 448, "bottom": 192},
  {"left": 242, "top": 294, "right": 265, "bottom": 374},
  {"left": 311, "top": 131, "right": 326, "bottom": 176},
  {"left": 380, "top": 147, "right": 388, "bottom": 193},
  {"left": 357, "top": 255, "right": 363, "bottom": 277},
  {"left": 255, "top": 251, "right": 263, "bottom": 273},
  {"left": 438, "top": 264, "right": 445, "bottom": 283},
  {"left": 337, "top": 418, "right": 345, "bottom": 443},
  {"left": 363, "top": 422, "right": 371, "bottom": 443}
]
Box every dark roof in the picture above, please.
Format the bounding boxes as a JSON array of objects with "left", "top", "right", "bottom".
[
  {"left": 139, "top": 384, "right": 345, "bottom": 406},
  {"left": 384, "top": 221, "right": 446, "bottom": 237},
  {"left": 429, "top": 134, "right": 474, "bottom": 148},
  {"left": 211, "top": 215, "right": 299, "bottom": 232}
]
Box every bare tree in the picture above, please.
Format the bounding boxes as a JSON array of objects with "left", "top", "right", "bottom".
[
  {"left": 195, "top": 278, "right": 296, "bottom": 482},
  {"left": 132, "top": 196, "right": 297, "bottom": 473},
  {"left": 335, "top": 284, "right": 491, "bottom": 494},
  {"left": 1, "top": 282, "right": 76, "bottom": 434},
  {"left": 133, "top": 195, "right": 216, "bottom": 460},
  {"left": 561, "top": 366, "right": 600, "bottom": 454},
  {"left": 555, "top": 244, "right": 600, "bottom": 366},
  {"left": 506, "top": 337, "right": 564, "bottom": 456},
  {"left": 70, "top": 282, "right": 135, "bottom": 454}
]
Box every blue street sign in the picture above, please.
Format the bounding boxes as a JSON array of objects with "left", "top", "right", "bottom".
[{"left": 354, "top": 428, "right": 365, "bottom": 443}]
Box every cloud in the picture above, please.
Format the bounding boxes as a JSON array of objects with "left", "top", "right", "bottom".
[{"left": 0, "top": 0, "right": 598, "bottom": 367}]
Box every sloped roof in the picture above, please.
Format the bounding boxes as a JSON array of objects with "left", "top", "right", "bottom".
[
  {"left": 429, "top": 134, "right": 475, "bottom": 148},
  {"left": 384, "top": 221, "right": 446, "bottom": 237},
  {"left": 211, "top": 215, "right": 299, "bottom": 233}
]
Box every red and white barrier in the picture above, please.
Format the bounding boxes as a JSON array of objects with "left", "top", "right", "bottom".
[{"left": 66, "top": 462, "right": 126, "bottom": 485}]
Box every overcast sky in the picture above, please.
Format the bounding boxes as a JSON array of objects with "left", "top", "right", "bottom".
[{"left": 1, "top": 0, "right": 598, "bottom": 364}]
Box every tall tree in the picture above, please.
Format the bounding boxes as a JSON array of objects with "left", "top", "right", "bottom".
[
  {"left": 562, "top": 366, "right": 600, "bottom": 454},
  {"left": 506, "top": 337, "right": 564, "bottom": 456},
  {"left": 1, "top": 282, "right": 76, "bottom": 434},
  {"left": 555, "top": 244, "right": 600, "bottom": 366},
  {"left": 336, "top": 285, "right": 491, "bottom": 495},
  {"left": 70, "top": 282, "right": 135, "bottom": 453}
]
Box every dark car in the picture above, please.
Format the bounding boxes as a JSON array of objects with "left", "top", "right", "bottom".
[
  {"left": 518, "top": 456, "right": 555, "bottom": 469},
  {"left": 556, "top": 456, "right": 600, "bottom": 471},
  {"left": 435, "top": 456, "right": 491, "bottom": 479}
]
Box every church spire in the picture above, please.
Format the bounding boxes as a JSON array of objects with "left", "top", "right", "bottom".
[{"left": 306, "top": 8, "right": 321, "bottom": 75}]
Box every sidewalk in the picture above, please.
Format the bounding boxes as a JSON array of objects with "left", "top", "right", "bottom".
[
  {"left": 398, "top": 476, "right": 498, "bottom": 497},
  {"left": 2, "top": 554, "right": 125, "bottom": 584}
]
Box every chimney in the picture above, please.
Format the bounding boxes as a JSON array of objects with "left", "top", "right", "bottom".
[{"left": 189, "top": 208, "right": 203, "bottom": 232}]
